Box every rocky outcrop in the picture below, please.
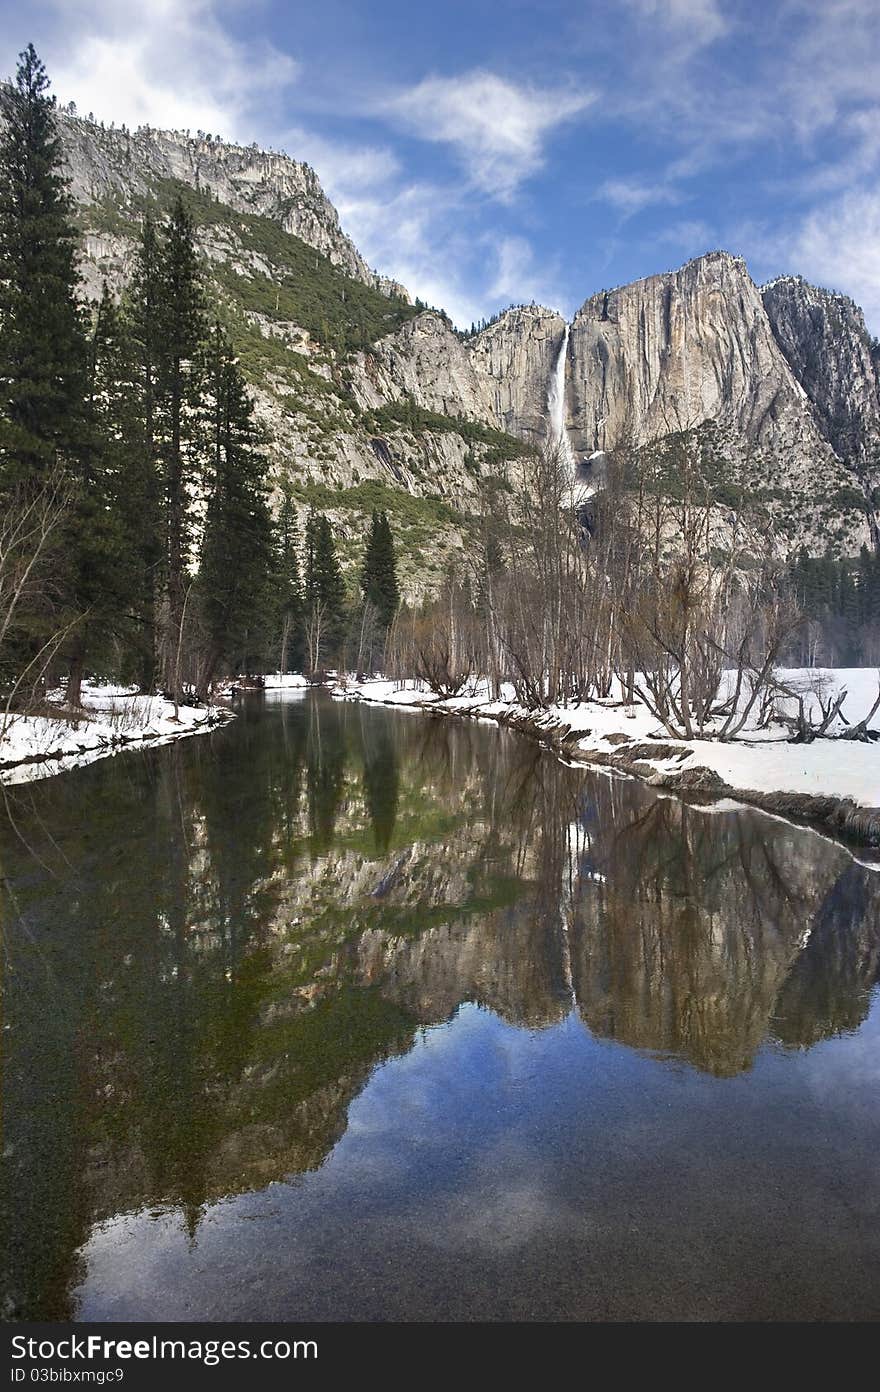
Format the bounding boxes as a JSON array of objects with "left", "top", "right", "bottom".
[
  {"left": 568, "top": 252, "right": 825, "bottom": 458},
  {"left": 762, "top": 275, "right": 880, "bottom": 487},
  {"left": 545, "top": 251, "right": 876, "bottom": 550},
  {"left": 351, "top": 312, "right": 498, "bottom": 424},
  {"left": 466, "top": 305, "right": 566, "bottom": 445},
  {"left": 46, "top": 107, "right": 880, "bottom": 557},
  {"left": 57, "top": 110, "right": 407, "bottom": 298}
]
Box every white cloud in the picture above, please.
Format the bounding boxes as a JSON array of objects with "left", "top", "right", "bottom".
[
  {"left": 601, "top": 0, "right": 880, "bottom": 197},
  {"left": 598, "top": 178, "right": 681, "bottom": 216},
  {"left": 794, "top": 109, "right": 880, "bottom": 197},
  {"left": 34, "top": 0, "right": 297, "bottom": 140},
  {"left": 737, "top": 190, "right": 880, "bottom": 333},
  {"left": 487, "top": 235, "right": 566, "bottom": 314},
  {"left": 654, "top": 218, "right": 714, "bottom": 250},
  {"left": 389, "top": 69, "right": 594, "bottom": 201},
  {"left": 327, "top": 178, "right": 474, "bottom": 325},
  {"left": 786, "top": 191, "right": 880, "bottom": 333},
  {"left": 281, "top": 126, "right": 400, "bottom": 195},
  {"left": 625, "top": 0, "right": 728, "bottom": 48},
  {"left": 325, "top": 174, "right": 564, "bottom": 329}
]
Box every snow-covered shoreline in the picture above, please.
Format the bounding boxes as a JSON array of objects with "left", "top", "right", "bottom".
[
  {"left": 4, "top": 670, "right": 878, "bottom": 846},
  {"left": 330, "top": 671, "right": 880, "bottom": 848},
  {"left": 0, "top": 685, "right": 235, "bottom": 786}
]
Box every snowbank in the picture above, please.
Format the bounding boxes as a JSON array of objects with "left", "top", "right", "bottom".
[
  {"left": 330, "top": 671, "right": 880, "bottom": 845},
  {"left": 0, "top": 684, "right": 234, "bottom": 786},
  {"left": 261, "top": 673, "right": 310, "bottom": 691}
]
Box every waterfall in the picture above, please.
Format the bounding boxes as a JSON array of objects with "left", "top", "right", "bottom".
[{"left": 547, "top": 324, "right": 576, "bottom": 474}]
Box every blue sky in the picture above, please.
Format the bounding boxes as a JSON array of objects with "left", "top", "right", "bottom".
[{"left": 3, "top": 0, "right": 879, "bottom": 331}]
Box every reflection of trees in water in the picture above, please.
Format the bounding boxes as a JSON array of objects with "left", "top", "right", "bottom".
[
  {"left": 306, "top": 696, "right": 348, "bottom": 853},
  {"left": 359, "top": 706, "right": 399, "bottom": 854},
  {"left": 2, "top": 698, "right": 879, "bottom": 1318}
]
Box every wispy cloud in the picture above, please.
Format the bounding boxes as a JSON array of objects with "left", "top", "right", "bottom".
[
  {"left": 777, "top": 191, "right": 880, "bottom": 331},
  {"left": 486, "top": 234, "right": 566, "bottom": 314},
  {"left": 281, "top": 126, "right": 401, "bottom": 194},
  {"left": 624, "top": 0, "right": 729, "bottom": 51},
  {"left": 654, "top": 218, "right": 714, "bottom": 251},
  {"left": 30, "top": 0, "right": 297, "bottom": 140},
  {"left": 598, "top": 177, "right": 681, "bottom": 216},
  {"left": 389, "top": 69, "right": 594, "bottom": 201},
  {"left": 329, "top": 179, "right": 552, "bottom": 329}
]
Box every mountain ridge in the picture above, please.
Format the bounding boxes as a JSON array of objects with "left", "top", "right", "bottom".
[{"left": 50, "top": 107, "right": 880, "bottom": 562}]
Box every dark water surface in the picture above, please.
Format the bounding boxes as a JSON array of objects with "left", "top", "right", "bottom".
[{"left": 2, "top": 692, "right": 880, "bottom": 1322}]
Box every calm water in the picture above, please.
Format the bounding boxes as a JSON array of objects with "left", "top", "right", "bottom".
[{"left": 2, "top": 692, "right": 880, "bottom": 1322}]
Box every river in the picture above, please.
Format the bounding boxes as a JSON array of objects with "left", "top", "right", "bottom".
[{"left": 2, "top": 691, "right": 879, "bottom": 1321}]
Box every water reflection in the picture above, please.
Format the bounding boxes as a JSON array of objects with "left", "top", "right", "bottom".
[{"left": 1, "top": 693, "right": 878, "bottom": 1320}]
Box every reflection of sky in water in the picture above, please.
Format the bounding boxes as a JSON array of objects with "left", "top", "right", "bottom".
[{"left": 77, "top": 994, "right": 880, "bottom": 1322}]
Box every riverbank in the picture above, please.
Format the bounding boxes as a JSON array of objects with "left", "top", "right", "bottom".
[
  {"left": 331, "top": 672, "right": 880, "bottom": 848},
  {"left": 0, "top": 684, "right": 234, "bottom": 786}
]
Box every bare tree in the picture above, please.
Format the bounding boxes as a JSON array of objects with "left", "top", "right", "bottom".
[
  {"left": 0, "top": 471, "right": 77, "bottom": 732},
  {"left": 305, "top": 601, "right": 327, "bottom": 677},
  {"left": 607, "top": 430, "right": 801, "bottom": 740}
]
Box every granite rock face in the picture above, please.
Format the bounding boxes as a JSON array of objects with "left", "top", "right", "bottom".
[
  {"left": 568, "top": 253, "right": 821, "bottom": 456},
  {"left": 357, "top": 312, "right": 498, "bottom": 424},
  {"left": 762, "top": 275, "right": 880, "bottom": 488},
  {"left": 545, "top": 251, "right": 873, "bottom": 549},
  {"left": 57, "top": 111, "right": 406, "bottom": 298},
  {"left": 466, "top": 305, "right": 566, "bottom": 446},
  {"left": 44, "top": 112, "right": 880, "bottom": 556}
]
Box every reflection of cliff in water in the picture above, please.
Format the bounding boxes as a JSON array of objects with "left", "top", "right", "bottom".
[
  {"left": 567, "top": 786, "right": 880, "bottom": 1075},
  {"left": 2, "top": 693, "right": 879, "bottom": 1318}
]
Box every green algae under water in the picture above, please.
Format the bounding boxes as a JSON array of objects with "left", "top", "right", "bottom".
[{"left": 2, "top": 691, "right": 880, "bottom": 1321}]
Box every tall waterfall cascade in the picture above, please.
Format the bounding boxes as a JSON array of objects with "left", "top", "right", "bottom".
[{"left": 547, "top": 325, "right": 576, "bottom": 476}]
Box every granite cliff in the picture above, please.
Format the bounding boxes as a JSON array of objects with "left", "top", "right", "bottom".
[
  {"left": 52, "top": 110, "right": 880, "bottom": 562},
  {"left": 762, "top": 275, "right": 880, "bottom": 510}
]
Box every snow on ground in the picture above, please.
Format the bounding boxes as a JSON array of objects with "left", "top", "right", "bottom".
[
  {"left": 0, "top": 684, "right": 233, "bottom": 786},
  {"left": 330, "top": 669, "right": 880, "bottom": 811},
  {"left": 257, "top": 673, "right": 310, "bottom": 690}
]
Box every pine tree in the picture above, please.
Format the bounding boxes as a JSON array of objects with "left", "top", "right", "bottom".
[
  {"left": 360, "top": 509, "right": 399, "bottom": 629},
  {"left": 275, "top": 481, "right": 303, "bottom": 673},
  {"left": 304, "top": 510, "right": 346, "bottom": 667},
  {"left": 0, "top": 45, "right": 94, "bottom": 704},
  {"left": 0, "top": 44, "right": 87, "bottom": 487},
  {"left": 78, "top": 285, "right": 155, "bottom": 693},
  {"left": 197, "top": 323, "right": 274, "bottom": 693},
  {"left": 127, "top": 215, "right": 164, "bottom": 688},
  {"left": 155, "top": 195, "right": 206, "bottom": 700}
]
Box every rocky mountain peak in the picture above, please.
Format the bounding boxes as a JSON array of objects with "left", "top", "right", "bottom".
[
  {"left": 33, "top": 101, "right": 880, "bottom": 558},
  {"left": 574, "top": 249, "right": 750, "bottom": 324},
  {"left": 466, "top": 304, "right": 566, "bottom": 445},
  {"left": 567, "top": 248, "right": 820, "bottom": 456},
  {"left": 761, "top": 274, "right": 880, "bottom": 481},
  {"left": 55, "top": 108, "right": 408, "bottom": 299}
]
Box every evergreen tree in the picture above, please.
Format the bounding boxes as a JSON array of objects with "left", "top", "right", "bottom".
[
  {"left": 60, "top": 286, "right": 149, "bottom": 705},
  {"left": 275, "top": 481, "right": 303, "bottom": 673},
  {"left": 197, "top": 323, "right": 274, "bottom": 693},
  {"left": 0, "top": 44, "right": 86, "bottom": 487},
  {"left": 0, "top": 45, "right": 96, "bottom": 703},
  {"left": 304, "top": 509, "right": 346, "bottom": 666},
  {"left": 128, "top": 215, "right": 164, "bottom": 689},
  {"left": 80, "top": 286, "right": 157, "bottom": 686},
  {"left": 155, "top": 195, "right": 206, "bottom": 699},
  {"left": 360, "top": 509, "right": 399, "bottom": 629}
]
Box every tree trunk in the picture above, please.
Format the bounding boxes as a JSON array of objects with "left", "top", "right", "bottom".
[
  {"left": 166, "top": 367, "right": 183, "bottom": 702},
  {"left": 279, "top": 613, "right": 290, "bottom": 676},
  {"left": 67, "top": 630, "right": 87, "bottom": 709}
]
